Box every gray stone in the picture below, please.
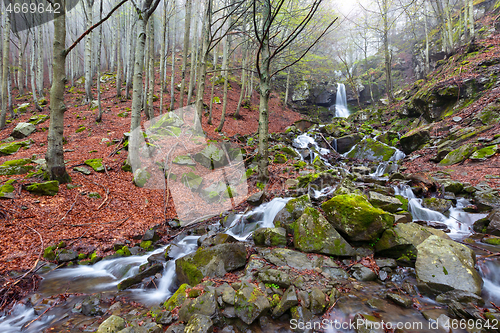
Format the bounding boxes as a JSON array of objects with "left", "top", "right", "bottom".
[
  {"left": 368, "top": 192, "right": 403, "bottom": 213},
  {"left": 117, "top": 263, "right": 163, "bottom": 290},
  {"left": 12, "top": 122, "right": 36, "bottom": 139},
  {"left": 234, "top": 283, "right": 271, "bottom": 324},
  {"left": 74, "top": 166, "right": 91, "bottom": 175},
  {"left": 422, "top": 198, "right": 452, "bottom": 213},
  {"left": 272, "top": 285, "right": 298, "bottom": 318},
  {"left": 486, "top": 209, "right": 500, "bottom": 235},
  {"left": 57, "top": 249, "right": 78, "bottom": 262},
  {"left": 258, "top": 269, "right": 291, "bottom": 288},
  {"left": 346, "top": 138, "right": 396, "bottom": 161},
  {"left": 194, "top": 144, "right": 228, "bottom": 169},
  {"left": 184, "top": 314, "right": 213, "bottom": 333},
  {"left": 253, "top": 227, "right": 287, "bottom": 247},
  {"left": 165, "top": 324, "right": 185, "bottom": 333},
  {"left": 386, "top": 293, "right": 412, "bottom": 308},
  {"left": 247, "top": 191, "right": 266, "bottom": 206},
  {"left": 96, "top": 315, "right": 126, "bottom": 333},
  {"left": 416, "top": 235, "right": 483, "bottom": 295},
  {"left": 351, "top": 264, "right": 377, "bottom": 281},
  {"left": 335, "top": 134, "right": 363, "bottom": 154},
  {"left": 435, "top": 290, "right": 485, "bottom": 306},
  {"left": 273, "top": 194, "right": 312, "bottom": 233},
  {"left": 309, "top": 288, "right": 327, "bottom": 315},
  {"left": 178, "top": 290, "right": 218, "bottom": 323}
]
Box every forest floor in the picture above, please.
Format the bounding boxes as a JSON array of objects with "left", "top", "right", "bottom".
[{"left": 0, "top": 66, "right": 301, "bottom": 279}]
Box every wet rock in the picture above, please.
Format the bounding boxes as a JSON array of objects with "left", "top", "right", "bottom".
[
  {"left": 165, "top": 324, "right": 185, "bottom": 333},
  {"left": 80, "top": 296, "right": 104, "bottom": 316},
  {"left": 178, "top": 290, "right": 218, "bottom": 322},
  {"left": 155, "top": 311, "right": 172, "bottom": 325},
  {"left": 257, "top": 269, "right": 291, "bottom": 288},
  {"left": 57, "top": 249, "right": 78, "bottom": 262},
  {"left": 294, "top": 206, "right": 355, "bottom": 256},
  {"left": 12, "top": 122, "right": 36, "bottom": 139},
  {"left": 253, "top": 227, "right": 287, "bottom": 247},
  {"left": 142, "top": 229, "right": 159, "bottom": 242},
  {"left": 386, "top": 292, "right": 412, "bottom": 308},
  {"left": 184, "top": 314, "right": 213, "bottom": 333},
  {"left": 309, "top": 287, "right": 327, "bottom": 315},
  {"left": 354, "top": 313, "right": 385, "bottom": 333},
  {"left": 289, "top": 306, "right": 313, "bottom": 333},
  {"left": 346, "top": 138, "right": 396, "bottom": 161},
  {"left": 273, "top": 194, "right": 312, "bottom": 233},
  {"left": 322, "top": 194, "right": 394, "bottom": 242},
  {"left": 335, "top": 134, "right": 363, "bottom": 154},
  {"left": 473, "top": 186, "right": 500, "bottom": 211},
  {"left": 247, "top": 191, "right": 266, "bottom": 206},
  {"left": 368, "top": 192, "right": 402, "bottom": 213},
  {"left": 24, "top": 181, "right": 59, "bottom": 196},
  {"left": 175, "top": 243, "right": 247, "bottom": 285},
  {"left": 485, "top": 209, "right": 500, "bottom": 235},
  {"left": 199, "top": 233, "right": 238, "bottom": 247},
  {"left": 400, "top": 126, "right": 431, "bottom": 154},
  {"left": 351, "top": 264, "right": 377, "bottom": 281},
  {"left": 422, "top": 198, "right": 452, "bottom": 213},
  {"left": 117, "top": 263, "right": 163, "bottom": 290},
  {"left": 164, "top": 284, "right": 190, "bottom": 311},
  {"left": 234, "top": 282, "right": 271, "bottom": 324},
  {"left": 261, "top": 248, "right": 318, "bottom": 270},
  {"left": 439, "top": 143, "right": 476, "bottom": 166},
  {"left": 96, "top": 315, "right": 126, "bottom": 333},
  {"left": 375, "top": 222, "right": 450, "bottom": 260},
  {"left": 435, "top": 290, "right": 485, "bottom": 306},
  {"left": 416, "top": 235, "right": 483, "bottom": 295},
  {"left": 217, "top": 283, "right": 235, "bottom": 305},
  {"left": 272, "top": 285, "right": 298, "bottom": 318},
  {"left": 438, "top": 179, "right": 464, "bottom": 194}
]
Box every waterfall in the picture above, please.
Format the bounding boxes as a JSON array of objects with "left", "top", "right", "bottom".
[{"left": 335, "top": 83, "right": 349, "bottom": 118}]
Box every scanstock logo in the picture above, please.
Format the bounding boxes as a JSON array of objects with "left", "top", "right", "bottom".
[
  {"left": 4, "top": 0, "right": 81, "bottom": 32},
  {"left": 128, "top": 106, "right": 249, "bottom": 226}
]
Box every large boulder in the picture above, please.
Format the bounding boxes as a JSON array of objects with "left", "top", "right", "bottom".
[
  {"left": 293, "top": 207, "right": 355, "bottom": 256},
  {"left": 322, "top": 194, "right": 394, "bottom": 241},
  {"left": 184, "top": 314, "right": 213, "bottom": 333},
  {"left": 12, "top": 122, "right": 36, "bottom": 139},
  {"left": 368, "top": 192, "right": 403, "bottom": 213},
  {"left": 253, "top": 227, "right": 287, "bottom": 247},
  {"left": 96, "top": 315, "right": 126, "bottom": 333},
  {"left": 439, "top": 143, "right": 476, "bottom": 166},
  {"left": 178, "top": 290, "right": 218, "bottom": 322},
  {"left": 273, "top": 194, "right": 312, "bottom": 233},
  {"left": 194, "top": 144, "right": 228, "bottom": 169},
  {"left": 234, "top": 282, "right": 271, "bottom": 324},
  {"left": 0, "top": 158, "right": 33, "bottom": 176},
  {"left": 399, "top": 126, "right": 431, "bottom": 154},
  {"left": 416, "top": 235, "right": 483, "bottom": 295},
  {"left": 485, "top": 209, "right": 500, "bottom": 236},
  {"left": 374, "top": 222, "right": 450, "bottom": 259},
  {"left": 335, "top": 134, "right": 363, "bottom": 154},
  {"left": 421, "top": 198, "right": 452, "bottom": 213},
  {"left": 346, "top": 138, "right": 396, "bottom": 161},
  {"left": 24, "top": 181, "right": 59, "bottom": 196},
  {"left": 175, "top": 243, "right": 247, "bottom": 285},
  {"left": 473, "top": 186, "right": 500, "bottom": 211}
]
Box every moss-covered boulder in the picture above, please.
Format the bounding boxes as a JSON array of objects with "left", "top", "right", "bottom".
[
  {"left": 470, "top": 145, "right": 498, "bottom": 161},
  {"left": 253, "top": 227, "right": 287, "bottom": 247},
  {"left": 0, "top": 140, "right": 31, "bottom": 155},
  {"left": 25, "top": 181, "right": 59, "bottom": 196},
  {"left": 181, "top": 172, "right": 203, "bottom": 192},
  {"left": 322, "top": 194, "right": 394, "bottom": 241},
  {"left": 416, "top": 236, "right": 483, "bottom": 295},
  {"left": 28, "top": 114, "right": 49, "bottom": 125},
  {"left": 193, "top": 144, "right": 228, "bottom": 169},
  {"left": 164, "top": 283, "right": 191, "bottom": 310},
  {"left": 334, "top": 133, "right": 363, "bottom": 154},
  {"left": 133, "top": 168, "right": 151, "bottom": 188},
  {"left": 346, "top": 138, "right": 396, "bottom": 161},
  {"left": 184, "top": 314, "right": 213, "bottom": 333},
  {"left": 172, "top": 154, "right": 196, "bottom": 166},
  {"left": 374, "top": 222, "right": 450, "bottom": 260},
  {"left": 273, "top": 194, "right": 312, "bottom": 233},
  {"left": 178, "top": 290, "right": 219, "bottom": 323},
  {"left": 95, "top": 315, "right": 125, "bottom": 333},
  {"left": 294, "top": 207, "right": 355, "bottom": 256},
  {"left": 439, "top": 143, "right": 476, "bottom": 166},
  {"left": 422, "top": 197, "right": 452, "bottom": 213},
  {"left": 400, "top": 126, "right": 431, "bottom": 154},
  {"left": 473, "top": 186, "right": 500, "bottom": 212},
  {"left": 273, "top": 153, "right": 287, "bottom": 164},
  {"left": 0, "top": 180, "right": 16, "bottom": 199},
  {"left": 175, "top": 243, "right": 247, "bottom": 286},
  {"left": 84, "top": 158, "right": 105, "bottom": 172},
  {"left": 368, "top": 191, "right": 402, "bottom": 213},
  {"left": 436, "top": 179, "right": 464, "bottom": 194},
  {"left": 12, "top": 122, "right": 36, "bottom": 139},
  {"left": 74, "top": 166, "right": 92, "bottom": 175},
  {"left": 0, "top": 159, "right": 33, "bottom": 176},
  {"left": 234, "top": 282, "right": 271, "bottom": 325},
  {"left": 475, "top": 102, "right": 500, "bottom": 125}
]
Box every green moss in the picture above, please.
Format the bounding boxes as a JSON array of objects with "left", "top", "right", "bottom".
[
  {"left": 140, "top": 240, "right": 153, "bottom": 250},
  {"left": 177, "top": 259, "right": 204, "bottom": 286},
  {"left": 395, "top": 195, "right": 408, "bottom": 211},
  {"left": 483, "top": 237, "right": 500, "bottom": 245},
  {"left": 164, "top": 284, "right": 191, "bottom": 310},
  {"left": 75, "top": 126, "right": 86, "bottom": 133},
  {"left": 470, "top": 145, "right": 498, "bottom": 160},
  {"left": 84, "top": 158, "right": 104, "bottom": 172},
  {"left": 43, "top": 246, "right": 56, "bottom": 260},
  {"left": 25, "top": 181, "right": 59, "bottom": 196},
  {"left": 273, "top": 154, "right": 287, "bottom": 164}
]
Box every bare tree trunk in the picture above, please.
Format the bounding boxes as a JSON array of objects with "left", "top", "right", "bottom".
[
  {"left": 187, "top": 0, "right": 199, "bottom": 104},
  {"left": 46, "top": 0, "right": 71, "bottom": 183},
  {"left": 169, "top": 0, "right": 177, "bottom": 111},
  {"left": 469, "top": 0, "right": 475, "bottom": 39},
  {"left": 159, "top": 1, "right": 168, "bottom": 114},
  {"left": 96, "top": 0, "right": 104, "bottom": 122},
  {"left": 116, "top": 16, "right": 122, "bottom": 98},
  {"left": 125, "top": 6, "right": 135, "bottom": 99},
  {"left": 424, "top": 0, "right": 430, "bottom": 74},
  {"left": 0, "top": 13, "right": 10, "bottom": 128},
  {"left": 84, "top": 0, "right": 95, "bottom": 102},
  {"left": 30, "top": 36, "right": 42, "bottom": 111},
  {"left": 147, "top": 17, "right": 155, "bottom": 119},
  {"left": 36, "top": 27, "right": 44, "bottom": 97},
  {"left": 208, "top": 44, "right": 217, "bottom": 125},
  {"left": 179, "top": 0, "right": 192, "bottom": 109},
  {"left": 216, "top": 21, "right": 230, "bottom": 132}
]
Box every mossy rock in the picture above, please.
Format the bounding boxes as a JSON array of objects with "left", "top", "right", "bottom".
[
  {"left": 0, "top": 140, "right": 31, "bottom": 155},
  {"left": 181, "top": 172, "right": 203, "bottom": 191},
  {"left": 164, "top": 283, "right": 191, "bottom": 311},
  {"left": 25, "top": 181, "right": 59, "bottom": 196},
  {"left": 273, "top": 194, "right": 312, "bottom": 233},
  {"left": 321, "top": 194, "right": 394, "bottom": 242},
  {"left": 133, "top": 168, "right": 151, "bottom": 188},
  {"left": 173, "top": 155, "right": 196, "bottom": 166},
  {"left": 0, "top": 158, "right": 33, "bottom": 176},
  {"left": 75, "top": 126, "right": 86, "bottom": 133},
  {"left": 346, "top": 138, "right": 396, "bottom": 161},
  {"left": 475, "top": 103, "right": 500, "bottom": 125},
  {"left": 117, "top": 111, "right": 129, "bottom": 118},
  {"left": 273, "top": 154, "right": 287, "bottom": 164},
  {"left": 0, "top": 180, "right": 16, "bottom": 199},
  {"left": 84, "top": 158, "right": 105, "bottom": 172},
  {"left": 439, "top": 143, "right": 476, "bottom": 166},
  {"left": 400, "top": 126, "right": 431, "bottom": 154},
  {"left": 28, "top": 114, "right": 49, "bottom": 125},
  {"left": 43, "top": 246, "right": 56, "bottom": 261},
  {"left": 470, "top": 145, "right": 498, "bottom": 161}
]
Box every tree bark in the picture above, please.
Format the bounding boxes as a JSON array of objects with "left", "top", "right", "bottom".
[
  {"left": 169, "top": 0, "right": 177, "bottom": 111},
  {"left": 0, "top": 13, "right": 10, "bottom": 128},
  {"left": 84, "top": 0, "right": 94, "bottom": 103},
  {"left": 179, "top": 0, "right": 192, "bottom": 109}
]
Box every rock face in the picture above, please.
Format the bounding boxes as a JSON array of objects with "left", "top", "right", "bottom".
[
  {"left": 400, "top": 127, "right": 431, "bottom": 154},
  {"left": 234, "top": 283, "right": 271, "bottom": 324},
  {"left": 322, "top": 194, "right": 394, "bottom": 241},
  {"left": 293, "top": 207, "right": 355, "bottom": 256},
  {"left": 12, "top": 122, "right": 36, "bottom": 139},
  {"left": 346, "top": 138, "right": 396, "bottom": 161},
  {"left": 416, "top": 235, "right": 483, "bottom": 295},
  {"left": 175, "top": 243, "right": 247, "bottom": 285}
]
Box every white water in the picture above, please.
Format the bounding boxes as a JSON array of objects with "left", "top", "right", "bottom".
[
  {"left": 335, "top": 83, "right": 349, "bottom": 118},
  {"left": 0, "top": 304, "right": 55, "bottom": 332}
]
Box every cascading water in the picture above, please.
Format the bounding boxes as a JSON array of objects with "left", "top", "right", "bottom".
[{"left": 335, "top": 83, "right": 349, "bottom": 118}]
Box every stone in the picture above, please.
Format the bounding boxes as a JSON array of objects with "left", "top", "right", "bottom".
[
  {"left": 309, "top": 288, "right": 327, "bottom": 315},
  {"left": 234, "top": 283, "right": 271, "bottom": 324},
  {"left": 375, "top": 222, "right": 450, "bottom": 260},
  {"left": 81, "top": 296, "right": 104, "bottom": 316},
  {"left": 181, "top": 171, "right": 203, "bottom": 191},
  {"left": 435, "top": 290, "right": 485, "bottom": 306},
  {"left": 351, "top": 264, "right": 377, "bottom": 281},
  {"left": 485, "top": 209, "right": 500, "bottom": 236},
  {"left": 133, "top": 168, "right": 151, "bottom": 188},
  {"left": 474, "top": 187, "right": 500, "bottom": 211},
  {"left": 117, "top": 264, "right": 163, "bottom": 290},
  {"left": 96, "top": 315, "right": 126, "bottom": 333},
  {"left": 217, "top": 283, "right": 235, "bottom": 305},
  {"left": 24, "top": 181, "right": 59, "bottom": 196},
  {"left": 452, "top": 116, "right": 462, "bottom": 122},
  {"left": 58, "top": 249, "right": 78, "bottom": 262},
  {"left": 257, "top": 269, "right": 291, "bottom": 288},
  {"left": 322, "top": 194, "right": 394, "bottom": 242},
  {"left": 400, "top": 126, "right": 431, "bottom": 154},
  {"left": 335, "top": 134, "right": 363, "bottom": 154},
  {"left": 368, "top": 192, "right": 403, "bottom": 213},
  {"left": 85, "top": 158, "right": 105, "bottom": 172},
  {"left": 386, "top": 293, "right": 412, "bottom": 308},
  {"left": 470, "top": 145, "right": 498, "bottom": 161},
  {"left": 0, "top": 180, "right": 16, "bottom": 199},
  {"left": 178, "top": 290, "right": 218, "bottom": 322},
  {"left": 184, "top": 314, "right": 213, "bottom": 333},
  {"left": 12, "top": 122, "right": 36, "bottom": 139},
  {"left": 261, "top": 248, "right": 319, "bottom": 271},
  {"left": 28, "top": 114, "right": 49, "bottom": 125},
  {"left": 142, "top": 229, "right": 159, "bottom": 242},
  {"left": 74, "top": 166, "right": 91, "bottom": 175},
  {"left": 253, "top": 227, "right": 287, "bottom": 247},
  {"left": 439, "top": 143, "right": 476, "bottom": 166},
  {"left": 272, "top": 285, "right": 298, "bottom": 318},
  {"left": 273, "top": 194, "right": 312, "bottom": 233},
  {"left": 247, "top": 191, "right": 266, "bottom": 206},
  {"left": 175, "top": 243, "right": 247, "bottom": 286},
  {"left": 346, "top": 138, "right": 396, "bottom": 161},
  {"left": 0, "top": 140, "right": 31, "bottom": 155},
  {"left": 194, "top": 144, "right": 228, "bottom": 169},
  {"left": 0, "top": 159, "right": 33, "bottom": 176},
  {"left": 294, "top": 207, "right": 355, "bottom": 256},
  {"left": 164, "top": 284, "right": 190, "bottom": 311},
  {"left": 422, "top": 198, "right": 452, "bottom": 213},
  {"left": 172, "top": 154, "right": 196, "bottom": 166},
  {"left": 416, "top": 235, "right": 483, "bottom": 295},
  {"left": 165, "top": 324, "right": 185, "bottom": 333}
]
